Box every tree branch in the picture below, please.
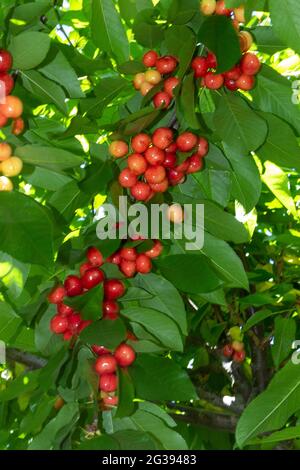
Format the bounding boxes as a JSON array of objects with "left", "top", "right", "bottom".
[
  {"left": 6, "top": 348, "right": 47, "bottom": 370},
  {"left": 169, "top": 405, "right": 238, "bottom": 433},
  {"left": 197, "top": 388, "right": 244, "bottom": 415}
]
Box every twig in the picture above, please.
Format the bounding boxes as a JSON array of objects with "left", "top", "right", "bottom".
[
  {"left": 168, "top": 405, "right": 238, "bottom": 433},
  {"left": 197, "top": 388, "right": 244, "bottom": 415},
  {"left": 6, "top": 348, "right": 47, "bottom": 370}
]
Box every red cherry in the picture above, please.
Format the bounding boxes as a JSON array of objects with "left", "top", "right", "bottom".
[
  {"left": 103, "top": 395, "right": 118, "bottom": 407},
  {"left": 114, "top": 344, "right": 136, "bottom": 367},
  {"left": 145, "top": 165, "right": 166, "bottom": 184},
  {"left": 120, "top": 259, "right": 136, "bottom": 278},
  {"left": 240, "top": 53, "right": 261, "bottom": 75},
  {"left": 57, "top": 303, "right": 74, "bottom": 317},
  {"left": 103, "top": 300, "right": 120, "bottom": 320},
  {"left": 225, "top": 78, "right": 238, "bottom": 91},
  {"left": 165, "top": 142, "right": 177, "bottom": 153},
  {"left": 175, "top": 159, "right": 189, "bottom": 173},
  {"left": 68, "top": 313, "right": 82, "bottom": 334},
  {"left": 0, "top": 114, "right": 8, "bottom": 127},
  {"left": 64, "top": 275, "right": 83, "bottom": 297},
  {"left": 131, "top": 133, "right": 151, "bottom": 153},
  {"left": 86, "top": 246, "right": 103, "bottom": 267},
  {"left": 120, "top": 247, "right": 137, "bottom": 261},
  {"left": 145, "top": 146, "right": 165, "bottom": 165},
  {"left": 186, "top": 154, "right": 204, "bottom": 174},
  {"left": 0, "top": 96, "right": 23, "bottom": 119},
  {"left": 191, "top": 57, "right": 209, "bottom": 78},
  {"left": 127, "top": 153, "right": 148, "bottom": 175},
  {"left": 206, "top": 52, "right": 217, "bottom": 69},
  {"left": 156, "top": 55, "right": 178, "bottom": 75},
  {"left": 109, "top": 140, "right": 128, "bottom": 158},
  {"left": 63, "top": 330, "right": 72, "bottom": 341},
  {"left": 233, "top": 350, "right": 246, "bottom": 363},
  {"left": 153, "top": 91, "right": 171, "bottom": 109},
  {"left": 236, "top": 74, "right": 255, "bottom": 91},
  {"left": 104, "top": 279, "right": 125, "bottom": 300},
  {"left": 81, "top": 268, "right": 105, "bottom": 290},
  {"left": 99, "top": 373, "right": 118, "bottom": 392},
  {"left": 48, "top": 285, "right": 65, "bottom": 304},
  {"left": 92, "top": 345, "right": 110, "bottom": 355},
  {"left": 50, "top": 315, "right": 68, "bottom": 334},
  {"left": 95, "top": 354, "right": 117, "bottom": 375},
  {"left": 110, "top": 252, "right": 122, "bottom": 265},
  {"left": 136, "top": 254, "right": 152, "bottom": 274},
  {"left": 0, "top": 50, "right": 13, "bottom": 73},
  {"left": 0, "top": 73, "right": 14, "bottom": 95},
  {"left": 215, "top": 0, "right": 231, "bottom": 16},
  {"left": 11, "top": 116, "right": 24, "bottom": 136},
  {"left": 78, "top": 320, "right": 92, "bottom": 333},
  {"left": 168, "top": 168, "right": 185, "bottom": 186},
  {"left": 204, "top": 72, "right": 224, "bottom": 89},
  {"left": 127, "top": 331, "right": 137, "bottom": 342},
  {"left": 152, "top": 127, "right": 174, "bottom": 150},
  {"left": 176, "top": 132, "right": 198, "bottom": 152},
  {"left": 196, "top": 137, "right": 209, "bottom": 157},
  {"left": 223, "top": 344, "right": 234, "bottom": 358},
  {"left": 163, "top": 153, "right": 177, "bottom": 168},
  {"left": 118, "top": 168, "right": 137, "bottom": 188},
  {"left": 80, "top": 262, "right": 93, "bottom": 277},
  {"left": 130, "top": 181, "right": 152, "bottom": 201},
  {"left": 224, "top": 65, "right": 241, "bottom": 81},
  {"left": 145, "top": 240, "right": 163, "bottom": 258},
  {"left": 143, "top": 50, "right": 159, "bottom": 67},
  {"left": 163, "top": 76, "right": 180, "bottom": 97},
  {"left": 150, "top": 178, "right": 169, "bottom": 193}
]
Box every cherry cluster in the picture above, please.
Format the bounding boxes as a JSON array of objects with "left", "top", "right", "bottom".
[
  {"left": 93, "top": 342, "right": 136, "bottom": 408},
  {"left": 201, "top": 0, "right": 245, "bottom": 25},
  {"left": 109, "top": 127, "right": 209, "bottom": 201},
  {"left": 133, "top": 50, "right": 179, "bottom": 109},
  {"left": 222, "top": 341, "right": 246, "bottom": 363},
  {"left": 107, "top": 239, "right": 163, "bottom": 278},
  {"left": 0, "top": 142, "right": 23, "bottom": 192},
  {"left": 0, "top": 49, "right": 24, "bottom": 135}
]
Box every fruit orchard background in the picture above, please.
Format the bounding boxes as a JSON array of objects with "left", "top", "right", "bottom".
[{"left": 0, "top": 0, "right": 300, "bottom": 451}]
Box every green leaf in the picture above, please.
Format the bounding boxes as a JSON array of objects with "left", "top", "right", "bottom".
[
  {"left": 133, "top": 273, "right": 187, "bottom": 334},
  {"left": 272, "top": 317, "right": 296, "bottom": 369},
  {"left": 80, "top": 318, "right": 127, "bottom": 350},
  {"left": 198, "top": 15, "right": 241, "bottom": 73},
  {"left": 24, "top": 167, "right": 72, "bottom": 191},
  {"left": 121, "top": 307, "right": 183, "bottom": 351},
  {"left": 21, "top": 70, "right": 67, "bottom": 114},
  {"left": 91, "top": 0, "right": 129, "bottom": 64},
  {"left": 0, "top": 251, "right": 30, "bottom": 299},
  {"left": 236, "top": 362, "right": 300, "bottom": 447},
  {"left": 270, "top": 0, "right": 300, "bottom": 54},
  {"left": 80, "top": 161, "right": 113, "bottom": 197},
  {"left": 250, "top": 425, "right": 300, "bottom": 446},
  {"left": 115, "top": 369, "right": 135, "bottom": 419},
  {"left": 65, "top": 284, "right": 103, "bottom": 321},
  {"left": 214, "top": 92, "right": 268, "bottom": 154},
  {"left": 35, "top": 306, "right": 65, "bottom": 357},
  {"left": 164, "top": 25, "right": 196, "bottom": 79},
  {"left": 262, "top": 161, "right": 298, "bottom": 217},
  {"left": 0, "top": 370, "right": 40, "bottom": 402},
  {"left": 203, "top": 200, "right": 250, "bottom": 243},
  {"left": 10, "top": 1, "right": 52, "bottom": 35},
  {"left": 49, "top": 181, "right": 89, "bottom": 221},
  {"left": 130, "top": 354, "right": 197, "bottom": 401},
  {"left": 0, "top": 301, "right": 35, "bottom": 352},
  {"left": 133, "top": 10, "right": 165, "bottom": 48},
  {"left": 243, "top": 309, "right": 277, "bottom": 332},
  {"left": 15, "top": 145, "right": 83, "bottom": 171},
  {"left": 0, "top": 192, "right": 53, "bottom": 266},
  {"left": 253, "top": 26, "right": 286, "bottom": 55},
  {"left": 20, "top": 396, "right": 55, "bottom": 435},
  {"left": 8, "top": 32, "right": 50, "bottom": 70},
  {"left": 180, "top": 72, "right": 200, "bottom": 129},
  {"left": 79, "top": 435, "right": 120, "bottom": 450}
]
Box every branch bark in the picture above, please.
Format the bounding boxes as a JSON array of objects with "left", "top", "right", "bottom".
[
  {"left": 169, "top": 405, "right": 238, "bottom": 433},
  {"left": 6, "top": 348, "right": 47, "bottom": 370}
]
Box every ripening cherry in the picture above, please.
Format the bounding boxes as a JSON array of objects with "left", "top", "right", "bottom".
[
  {"left": 92, "top": 345, "right": 110, "bottom": 356},
  {"left": 145, "top": 240, "right": 163, "bottom": 258},
  {"left": 186, "top": 154, "right": 203, "bottom": 173},
  {"left": 130, "top": 181, "right": 152, "bottom": 201},
  {"left": 0, "top": 176, "right": 13, "bottom": 191},
  {"left": 175, "top": 159, "right": 190, "bottom": 173},
  {"left": 95, "top": 354, "right": 117, "bottom": 375},
  {"left": 140, "top": 81, "right": 154, "bottom": 96},
  {"left": 234, "top": 6, "right": 245, "bottom": 23},
  {"left": 133, "top": 72, "right": 146, "bottom": 90},
  {"left": 196, "top": 137, "right": 209, "bottom": 157},
  {"left": 0, "top": 114, "right": 8, "bottom": 127},
  {"left": 144, "top": 70, "right": 162, "bottom": 85},
  {"left": 200, "top": 0, "right": 217, "bottom": 15},
  {"left": 191, "top": 57, "right": 209, "bottom": 78},
  {"left": 99, "top": 373, "right": 118, "bottom": 392},
  {"left": 0, "top": 96, "right": 23, "bottom": 119},
  {"left": 143, "top": 50, "right": 159, "bottom": 67},
  {"left": 48, "top": 285, "right": 65, "bottom": 304},
  {"left": 131, "top": 133, "right": 151, "bottom": 153},
  {"left": 165, "top": 142, "right": 177, "bottom": 153},
  {"left": 120, "top": 259, "right": 136, "bottom": 278},
  {"left": 103, "top": 395, "right": 119, "bottom": 407},
  {"left": 155, "top": 55, "right": 178, "bottom": 75},
  {"left": 109, "top": 140, "right": 128, "bottom": 158},
  {"left": 176, "top": 132, "right": 198, "bottom": 152},
  {"left": 233, "top": 350, "right": 246, "bottom": 363},
  {"left": 225, "top": 78, "right": 238, "bottom": 91},
  {"left": 114, "top": 344, "right": 136, "bottom": 367},
  {"left": 168, "top": 168, "right": 185, "bottom": 186},
  {"left": 136, "top": 254, "right": 152, "bottom": 274},
  {"left": 164, "top": 76, "right": 180, "bottom": 97},
  {"left": 1, "top": 156, "right": 23, "bottom": 177},
  {"left": 167, "top": 204, "right": 184, "bottom": 223},
  {"left": 232, "top": 341, "right": 244, "bottom": 352},
  {"left": 223, "top": 344, "right": 234, "bottom": 358},
  {"left": 110, "top": 252, "right": 122, "bottom": 265},
  {"left": 50, "top": 315, "right": 69, "bottom": 334},
  {"left": 239, "top": 31, "right": 253, "bottom": 53},
  {"left": 11, "top": 117, "right": 24, "bottom": 136},
  {"left": 145, "top": 165, "right": 166, "bottom": 184},
  {"left": 80, "top": 262, "right": 93, "bottom": 277},
  {"left": 215, "top": 0, "right": 231, "bottom": 16},
  {"left": 103, "top": 300, "right": 120, "bottom": 320},
  {"left": 224, "top": 65, "right": 241, "bottom": 81},
  {"left": 153, "top": 91, "right": 171, "bottom": 109},
  {"left": 64, "top": 275, "right": 83, "bottom": 297},
  {"left": 104, "top": 279, "right": 125, "bottom": 300},
  {"left": 68, "top": 313, "right": 82, "bottom": 334},
  {"left": 120, "top": 247, "right": 137, "bottom": 261},
  {"left": 0, "top": 142, "right": 12, "bottom": 161},
  {"left": 163, "top": 153, "right": 177, "bottom": 168},
  {"left": 236, "top": 74, "right": 255, "bottom": 91},
  {"left": 206, "top": 52, "right": 217, "bottom": 69},
  {"left": 150, "top": 178, "right": 169, "bottom": 193},
  {"left": 145, "top": 146, "right": 165, "bottom": 165},
  {"left": 0, "top": 73, "right": 14, "bottom": 95},
  {"left": 63, "top": 330, "right": 72, "bottom": 341},
  {"left": 204, "top": 72, "right": 224, "bottom": 89},
  {"left": 78, "top": 320, "right": 92, "bottom": 333},
  {"left": 57, "top": 303, "right": 74, "bottom": 317},
  {"left": 0, "top": 49, "right": 12, "bottom": 73},
  {"left": 127, "top": 153, "right": 148, "bottom": 175},
  {"left": 118, "top": 168, "right": 137, "bottom": 188},
  {"left": 81, "top": 268, "right": 105, "bottom": 290},
  {"left": 240, "top": 53, "right": 261, "bottom": 76},
  {"left": 87, "top": 246, "right": 103, "bottom": 267},
  {"left": 152, "top": 127, "right": 173, "bottom": 150}
]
